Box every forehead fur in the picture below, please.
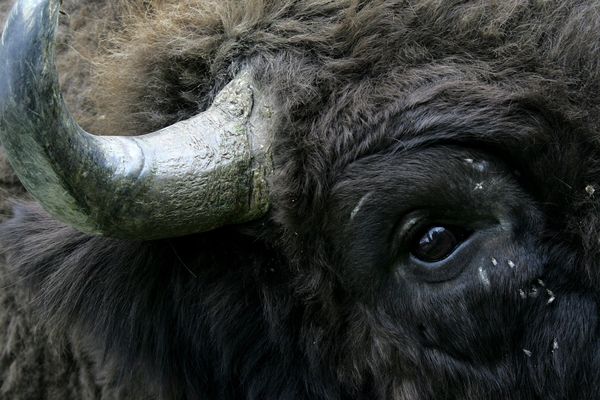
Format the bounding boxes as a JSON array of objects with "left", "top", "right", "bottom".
[{"left": 90, "top": 0, "right": 600, "bottom": 135}]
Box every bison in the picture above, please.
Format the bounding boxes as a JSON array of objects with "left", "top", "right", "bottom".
[{"left": 1, "top": 0, "right": 600, "bottom": 399}]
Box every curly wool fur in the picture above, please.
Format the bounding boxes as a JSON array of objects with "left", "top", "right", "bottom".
[{"left": 3, "top": 0, "right": 600, "bottom": 399}]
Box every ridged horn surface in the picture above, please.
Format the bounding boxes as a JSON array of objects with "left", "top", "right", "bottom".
[{"left": 0, "top": 0, "right": 275, "bottom": 239}]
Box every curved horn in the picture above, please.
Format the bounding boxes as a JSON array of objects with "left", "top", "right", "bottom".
[{"left": 0, "top": 0, "right": 275, "bottom": 239}]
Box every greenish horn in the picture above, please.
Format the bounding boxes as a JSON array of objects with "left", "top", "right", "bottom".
[{"left": 0, "top": 0, "right": 275, "bottom": 239}]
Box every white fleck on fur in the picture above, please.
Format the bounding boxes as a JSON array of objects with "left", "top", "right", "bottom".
[
  {"left": 478, "top": 266, "right": 491, "bottom": 288},
  {"left": 350, "top": 192, "right": 373, "bottom": 220},
  {"left": 585, "top": 184, "right": 595, "bottom": 196}
]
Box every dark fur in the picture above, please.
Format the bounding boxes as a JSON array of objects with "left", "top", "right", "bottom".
[{"left": 3, "top": 0, "right": 600, "bottom": 398}]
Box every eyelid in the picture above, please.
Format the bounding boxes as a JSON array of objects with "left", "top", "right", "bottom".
[{"left": 395, "top": 210, "right": 432, "bottom": 250}]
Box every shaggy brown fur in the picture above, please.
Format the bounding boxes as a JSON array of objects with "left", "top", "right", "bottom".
[
  {"left": 0, "top": 1, "right": 157, "bottom": 398},
  {"left": 89, "top": 0, "right": 600, "bottom": 134},
  {"left": 3, "top": 0, "right": 600, "bottom": 399}
]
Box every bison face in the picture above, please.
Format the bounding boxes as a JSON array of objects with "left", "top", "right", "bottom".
[
  {"left": 279, "top": 89, "right": 599, "bottom": 397},
  {"left": 328, "top": 146, "right": 548, "bottom": 375},
  {"left": 1, "top": 0, "right": 600, "bottom": 399}
]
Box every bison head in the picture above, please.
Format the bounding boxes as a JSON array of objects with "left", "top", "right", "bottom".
[{"left": 1, "top": 0, "right": 599, "bottom": 399}]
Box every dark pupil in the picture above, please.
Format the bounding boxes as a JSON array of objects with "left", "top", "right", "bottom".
[{"left": 411, "top": 226, "right": 459, "bottom": 262}]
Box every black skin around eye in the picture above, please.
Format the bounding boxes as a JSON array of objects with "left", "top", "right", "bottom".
[{"left": 410, "top": 226, "right": 467, "bottom": 263}]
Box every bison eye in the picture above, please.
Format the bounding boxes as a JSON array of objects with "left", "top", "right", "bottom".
[{"left": 410, "top": 226, "right": 469, "bottom": 262}]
